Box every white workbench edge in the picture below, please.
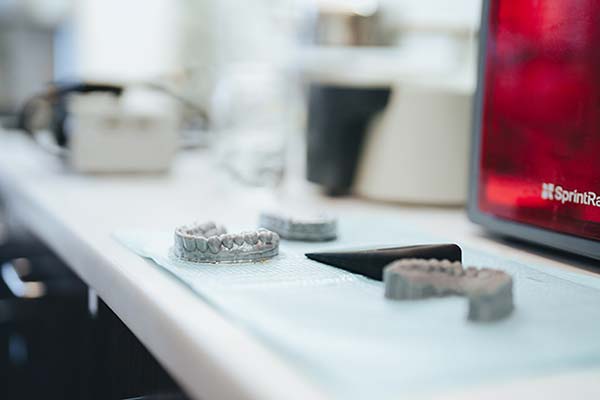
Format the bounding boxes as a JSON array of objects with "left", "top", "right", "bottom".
[{"left": 0, "top": 153, "right": 328, "bottom": 400}]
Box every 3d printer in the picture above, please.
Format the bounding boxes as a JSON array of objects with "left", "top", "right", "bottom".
[{"left": 469, "top": 0, "right": 600, "bottom": 259}]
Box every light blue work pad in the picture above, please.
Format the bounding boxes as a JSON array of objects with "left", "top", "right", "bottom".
[{"left": 114, "top": 215, "right": 600, "bottom": 399}]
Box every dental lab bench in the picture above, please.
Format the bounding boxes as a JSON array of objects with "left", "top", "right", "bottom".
[{"left": 1, "top": 131, "right": 599, "bottom": 400}]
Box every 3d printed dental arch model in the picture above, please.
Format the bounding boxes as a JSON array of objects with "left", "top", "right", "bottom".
[
  {"left": 259, "top": 212, "right": 337, "bottom": 241},
  {"left": 172, "top": 221, "right": 279, "bottom": 263},
  {"left": 384, "top": 258, "right": 514, "bottom": 322}
]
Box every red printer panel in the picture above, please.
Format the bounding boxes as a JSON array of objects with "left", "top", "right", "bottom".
[{"left": 478, "top": 0, "right": 600, "bottom": 240}]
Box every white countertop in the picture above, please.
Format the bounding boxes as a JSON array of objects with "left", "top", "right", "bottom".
[{"left": 0, "top": 131, "right": 599, "bottom": 400}]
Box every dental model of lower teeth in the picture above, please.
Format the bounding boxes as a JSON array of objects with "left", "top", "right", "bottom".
[
  {"left": 172, "top": 221, "right": 279, "bottom": 263},
  {"left": 259, "top": 212, "right": 337, "bottom": 241},
  {"left": 384, "top": 258, "right": 514, "bottom": 322}
]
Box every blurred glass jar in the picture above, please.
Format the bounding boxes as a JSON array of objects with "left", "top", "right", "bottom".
[
  {"left": 207, "top": 0, "right": 308, "bottom": 188},
  {"left": 211, "top": 62, "right": 302, "bottom": 187}
]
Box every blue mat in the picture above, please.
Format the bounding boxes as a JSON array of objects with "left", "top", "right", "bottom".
[{"left": 114, "top": 214, "right": 600, "bottom": 399}]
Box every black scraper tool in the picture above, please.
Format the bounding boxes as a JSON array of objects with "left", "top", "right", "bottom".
[{"left": 305, "top": 244, "right": 462, "bottom": 281}]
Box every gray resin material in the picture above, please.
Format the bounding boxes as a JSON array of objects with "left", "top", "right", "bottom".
[
  {"left": 384, "top": 258, "right": 513, "bottom": 322},
  {"left": 259, "top": 212, "right": 337, "bottom": 241},
  {"left": 172, "top": 221, "right": 279, "bottom": 263}
]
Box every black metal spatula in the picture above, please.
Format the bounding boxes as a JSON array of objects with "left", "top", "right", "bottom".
[{"left": 305, "top": 244, "right": 462, "bottom": 281}]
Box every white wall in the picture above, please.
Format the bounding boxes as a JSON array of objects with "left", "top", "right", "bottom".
[{"left": 64, "top": 0, "right": 180, "bottom": 83}]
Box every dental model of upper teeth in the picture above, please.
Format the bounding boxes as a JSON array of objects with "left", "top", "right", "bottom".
[
  {"left": 259, "top": 212, "right": 337, "bottom": 241},
  {"left": 172, "top": 221, "right": 279, "bottom": 263},
  {"left": 384, "top": 258, "right": 514, "bottom": 322}
]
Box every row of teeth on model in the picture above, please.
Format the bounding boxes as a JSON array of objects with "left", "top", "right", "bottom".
[
  {"left": 392, "top": 259, "right": 508, "bottom": 280},
  {"left": 260, "top": 216, "right": 335, "bottom": 232},
  {"left": 176, "top": 227, "right": 278, "bottom": 254},
  {"left": 390, "top": 258, "right": 478, "bottom": 276}
]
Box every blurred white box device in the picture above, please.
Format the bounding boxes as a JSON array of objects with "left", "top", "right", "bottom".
[{"left": 66, "top": 90, "right": 178, "bottom": 173}]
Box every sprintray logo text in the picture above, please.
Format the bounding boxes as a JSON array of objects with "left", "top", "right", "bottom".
[{"left": 541, "top": 182, "right": 600, "bottom": 207}]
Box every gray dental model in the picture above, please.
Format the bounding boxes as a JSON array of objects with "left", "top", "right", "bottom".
[
  {"left": 172, "top": 221, "right": 279, "bottom": 263},
  {"left": 259, "top": 212, "right": 337, "bottom": 241},
  {"left": 384, "top": 258, "right": 514, "bottom": 322}
]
